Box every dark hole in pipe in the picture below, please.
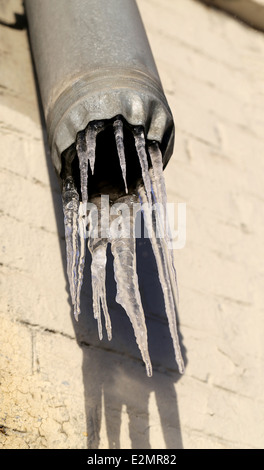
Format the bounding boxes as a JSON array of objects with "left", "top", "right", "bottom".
[{"left": 60, "top": 115, "right": 149, "bottom": 202}]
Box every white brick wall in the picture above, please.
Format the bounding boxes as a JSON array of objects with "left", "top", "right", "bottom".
[{"left": 0, "top": 0, "right": 263, "bottom": 449}]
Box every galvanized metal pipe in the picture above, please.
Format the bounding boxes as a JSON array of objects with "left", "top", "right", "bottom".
[{"left": 25, "top": 0, "right": 175, "bottom": 181}]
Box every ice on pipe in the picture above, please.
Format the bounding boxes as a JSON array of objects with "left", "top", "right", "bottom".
[
  {"left": 62, "top": 119, "right": 184, "bottom": 376},
  {"left": 133, "top": 128, "right": 153, "bottom": 205},
  {"left": 90, "top": 242, "right": 112, "bottom": 341},
  {"left": 62, "top": 177, "right": 80, "bottom": 308},
  {"left": 110, "top": 205, "right": 152, "bottom": 377},
  {"left": 107, "top": 192, "right": 152, "bottom": 375},
  {"left": 74, "top": 202, "right": 86, "bottom": 320},
  {"left": 77, "top": 122, "right": 105, "bottom": 204},
  {"left": 138, "top": 184, "right": 184, "bottom": 374},
  {"left": 142, "top": 142, "right": 183, "bottom": 371},
  {"left": 113, "top": 118, "right": 128, "bottom": 194},
  {"left": 148, "top": 142, "right": 179, "bottom": 304},
  {"left": 76, "top": 131, "right": 89, "bottom": 204},
  {"left": 85, "top": 121, "right": 105, "bottom": 175},
  {"left": 87, "top": 209, "right": 112, "bottom": 341}
]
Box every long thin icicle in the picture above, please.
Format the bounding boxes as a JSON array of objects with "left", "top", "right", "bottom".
[
  {"left": 62, "top": 177, "right": 80, "bottom": 308},
  {"left": 75, "top": 130, "right": 90, "bottom": 319},
  {"left": 138, "top": 184, "right": 184, "bottom": 374},
  {"left": 138, "top": 139, "right": 183, "bottom": 371},
  {"left": 133, "top": 128, "right": 152, "bottom": 205},
  {"left": 74, "top": 202, "right": 86, "bottom": 320},
  {"left": 113, "top": 118, "right": 128, "bottom": 194},
  {"left": 110, "top": 219, "right": 152, "bottom": 377},
  {"left": 148, "top": 142, "right": 179, "bottom": 304},
  {"left": 90, "top": 241, "right": 112, "bottom": 341},
  {"left": 148, "top": 142, "right": 167, "bottom": 209},
  {"left": 77, "top": 122, "right": 105, "bottom": 204},
  {"left": 75, "top": 122, "right": 105, "bottom": 318},
  {"left": 87, "top": 201, "right": 112, "bottom": 341},
  {"left": 85, "top": 121, "right": 105, "bottom": 175},
  {"left": 76, "top": 131, "right": 89, "bottom": 204}
]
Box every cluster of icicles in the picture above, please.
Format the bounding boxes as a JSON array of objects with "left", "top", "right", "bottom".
[{"left": 62, "top": 118, "right": 184, "bottom": 376}]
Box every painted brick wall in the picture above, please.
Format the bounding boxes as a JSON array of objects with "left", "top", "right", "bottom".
[{"left": 0, "top": 0, "right": 263, "bottom": 449}]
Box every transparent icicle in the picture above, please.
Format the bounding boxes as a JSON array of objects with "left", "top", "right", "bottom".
[
  {"left": 85, "top": 121, "right": 105, "bottom": 175},
  {"left": 90, "top": 241, "right": 112, "bottom": 341},
  {"left": 113, "top": 118, "right": 128, "bottom": 194},
  {"left": 110, "top": 217, "right": 152, "bottom": 377},
  {"left": 74, "top": 202, "right": 87, "bottom": 320},
  {"left": 133, "top": 128, "right": 152, "bottom": 205},
  {"left": 76, "top": 131, "right": 89, "bottom": 204},
  {"left": 75, "top": 130, "right": 89, "bottom": 319},
  {"left": 75, "top": 122, "right": 105, "bottom": 318},
  {"left": 138, "top": 184, "right": 184, "bottom": 374},
  {"left": 148, "top": 142, "right": 167, "bottom": 209},
  {"left": 87, "top": 203, "right": 112, "bottom": 341},
  {"left": 148, "top": 142, "right": 179, "bottom": 304},
  {"left": 76, "top": 121, "right": 105, "bottom": 204},
  {"left": 62, "top": 177, "right": 80, "bottom": 308}
]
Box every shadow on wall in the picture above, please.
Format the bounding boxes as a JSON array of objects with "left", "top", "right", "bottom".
[
  {"left": 198, "top": 0, "right": 264, "bottom": 33},
  {"left": 76, "top": 238, "right": 187, "bottom": 449},
  {"left": 0, "top": 12, "right": 27, "bottom": 30},
  {"left": 6, "top": 7, "right": 187, "bottom": 449}
]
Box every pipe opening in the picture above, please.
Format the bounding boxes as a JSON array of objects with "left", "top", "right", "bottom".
[{"left": 60, "top": 115, "right": 152, "bottom": 203}]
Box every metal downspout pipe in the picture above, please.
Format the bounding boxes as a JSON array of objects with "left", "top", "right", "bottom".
[{"left": 25, "top": 0, "right": 175, "bottom": 184}]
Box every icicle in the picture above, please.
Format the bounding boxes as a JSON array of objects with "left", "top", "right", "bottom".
[
  {"left": 85, "top": 121, "right": 105, "bottom": 175},
  {"left": 148, "top": 141, "right": 167, "bottom": 209},
  {"left": 113, "top": 118, "right": 128, "bottom": 194},
  {"left": 110, "top": 210, "right": 152, "bottom": 377},
  {"left": 76, "top": 131, "right": 89, "bottom": 204},
  {"left": 62, "top": 177, "right": 80, "bottom": 308},
  {"left": 76, "top": 121, "right": 105, "bottom": 204},
  {"left": 74, "top": 202, "right": 87, "bottom": 320},
  {"left": 75, "top": 121, "right": 106, "bottom": 318},
  {"left": 87, "top": 202, "right": 112, "bottom": 341},
  {"left": 133, "top": 127, "right": 152, "bottom": 205},
  {"left": 90, "top": 241, "right": 112, "bottom": 341},
  {"left": 138, "top": 184, "right": 184, "bottom": 374},
  {"left": 148, "top": 141, "right": 179, "bottom": 304}
]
